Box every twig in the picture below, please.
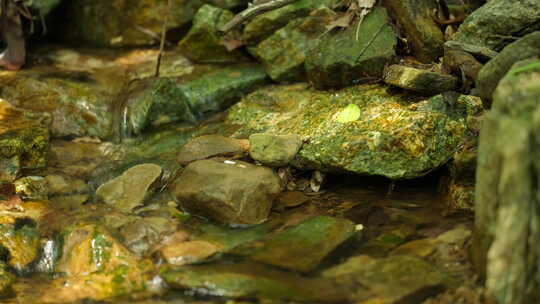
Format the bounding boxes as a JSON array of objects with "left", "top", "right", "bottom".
[
  {"left": 218, "top": 0, "right": 299, "bottom": 34},
  {"left": 155, "top": 0, "right": 172, "bottom": 77}
]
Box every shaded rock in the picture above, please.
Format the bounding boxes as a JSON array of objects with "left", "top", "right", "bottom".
[
  {"left": 124, "top": 64, "right": 267, "bottom": 135},
  {"left": 248, "top": 7, "right": 334, "bottom": 82},
  {"left": 0, "top": 100, "right": 49, "bottom": 182},
  {"left": 0, "top": 224, "right": 41, "bottom": 273},
  {"left": 177, "top": 135, "right": 249, "bottom": 165},
  {"left": 172, "top": 159, "right": 281, "bottom": 225},
  {"left": 59, "top": 0, "right": 205, "bottom": 47},
  {"left": 383, "top": 0, "right": 445, "bottom": 62},
  {"left": 472, "top": 59, "right": 540, "bottom": 304},
  {"left": 159, "top": 240, "right": 221, "bottom": 265},
  {"left": 242, "top": 0, "right": 339, "bottom": 45},
  {"left": 43, "top": 223, "right": 158, "bottom": 303},
  {"left": 305, "top": 7, "right": 397, "bottom": 89},
  {"left": 161, "top": 262, "right": 347, "bottom": 302},
  {"left": 476, "top": 32, "right": 540, "bottom": 102},
  {"left": 324, "top": 255, "right": 453, "bottom": 303},
  {"left": 443, "top": 49, "right": 483, "bottom": 81},
  {"left": 14, "top": 176, "right": 48, "bottom": 200},
  {"left": 178, "top": 5, "right": 248, "bottom": 63},
  {"left": 383, "top": 65, "right": 458, "bottom": 94},
  {"left": 249, "top": 133, "right": 302, "bottom": 167},
  {"left": 0, "top": 68, "right": 115, "bottom": 139},
  {"left": 233, "top": 215, "right": 355, "bottom": 272},
  {"left": 450, "top": 0, "right": 540, "bottom": 56},
  {"left": 227, "top": 83, "right": 483, "bottom": 179},
  {"left": 275, "top": 191, "right": 310, "bottom": 209},
  {"left": 96, "top": 163, "right": 162, "bottom": 212},
  {"left": 208, "top": 0, "right": 249, "bottom": 9}
]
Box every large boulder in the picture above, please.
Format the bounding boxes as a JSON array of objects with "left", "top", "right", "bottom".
[
  {"left": 472, "top": 59, "right": 540, "bottom": 303},
  {"left": 226, "top": 83, "right": 483, "bottom": 179},
  {"left": 171, "top": 159, "right": 281, "bottom": 225}
]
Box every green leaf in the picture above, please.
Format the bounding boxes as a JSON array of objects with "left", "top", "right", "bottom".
[
  {"left": 336, "top": 103, "right": 361, "bottom": 123},
  {"left": 509, "top": 60, "right": 540, "bottom": 75}
]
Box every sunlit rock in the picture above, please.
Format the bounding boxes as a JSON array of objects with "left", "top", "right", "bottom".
[
  {"left": 42, "top": 223, "right": 159, "bottom": 303},
  {"left": 0, "top": 100, "right": 49, "bottom": 182},
  {"left": 0, "top": 223, "right": 41, "bottom": 273},
  {"left": 227, "top": 83, "right": 483, "bottom": 179},
  {"left": 383, "top": 65, "right": 458, "bottom": 94}
]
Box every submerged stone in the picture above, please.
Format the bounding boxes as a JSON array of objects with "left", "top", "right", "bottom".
[
  {"left": 227, "top": 83, "right": 482, "bottom": 179},
  {"left": 159, "top": 240, "right": 221, "bottom": 266},
  {"left": 14, "top": 176, "right": 48, "bottom": 200},
  {"left": 0, "top": 68, "right": 114, "bottom": 139},
  {"left": 249, "top": 133, "right": 303, "bottom": 167},
  {"left": 450, "top": 0, "right": 540, "bottom": 56},
  {"left": 232, "top": 215, "right": 355, "bottom": 272},
  {"left": 305, "top": 7, "right": 397, "bottom": 89},
  {"left": 0, "top": 224, "right": 41, "bottom": 273},
  {"left": 384, "top": 0, "right": 445, "bottom": 62},
  {"left": 60, "top": 0, "right": 206, "bottom": 47},
  {"left": 383, "top": 65, "right": 458, "bottom": 94},
  {"left": 177, "top": 135, "right": 249, "bottom": 165},
  {"left": 249, "top": 7, "right": 334, "bottom": 82},
  {"left": 324, "top": 255, "right": 453, "bottom": 303},
  {"left": 171, "top": 159, "right": 281, "bottom": 225},
  {"left": 161, "top": 262, "right": 347, "bottom": 302},
  {"left": 96, "top": 163, "right": 162, "bottom": 212},
  {"left": 179, "top": 5, "right": 248, "bottom": 63},
  {"left": 476, "top": 32, "right": 540, "bottom": 102},
  {"left": 43, "top": 223, "right": 158, "bottom": 302},
  {"left": 124, "top": 64, "right": 267, "bottom": 135},
  {"left": 0, "top": 100, "right": 49, "bottom": 183},
  {"left": 242, "top": 0, "right": 339, "bottom": 45}
]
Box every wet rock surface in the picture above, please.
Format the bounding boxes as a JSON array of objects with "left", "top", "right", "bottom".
[
  {"left": 0, "top": 0, "right": 529, "bottom": 302},
  {"left": 227, "top": 83, "right": 482, "bottom": 179},
  {"left": 172, "top": 159, "right": 282, "bottom": 225}
]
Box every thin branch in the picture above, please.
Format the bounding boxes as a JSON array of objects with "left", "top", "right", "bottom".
[
  {"left": 155, "top": 0, "right": 172, "bottom": 77},
  {"left": 218, "top": 0, "right": 299, "bottom": 34}
]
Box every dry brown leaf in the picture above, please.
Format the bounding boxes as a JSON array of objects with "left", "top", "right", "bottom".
[
  {"left": 222, "top": 36, "right": 244, "bottom": 51},
  {"left": 325, "top": 11, "right": 355, "bottom": 32}
]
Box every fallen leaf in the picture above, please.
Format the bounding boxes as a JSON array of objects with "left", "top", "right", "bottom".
[{"left": 336, "top": 103, "right": 361, "bottom": 123}]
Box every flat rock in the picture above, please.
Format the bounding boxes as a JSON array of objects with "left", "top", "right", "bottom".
[
  {"left": 305, "top": 7, "right": 397, "bottom": 89},
  {"left": 323, "top": 254, "right": 454, "bottom": 303},
  {"left": 383, "top": 65, "right": 457, "bottom": 94},
  {"left": 171, "top": 159, "right": 281, "bottom": 225},
  {"left": 177, "top": 135, "right": 248, "bottom": 165},
  {"left": 227, "top": 83, "right": 483, "bottom": 179},
  {"left": 232, "top": 215, "right": 355, "bottom": 272},
  {"left": 249, "top": 133, "right": 302, "bottom": 167},
  {"left": 161, "top": 262, "right": 347, "bottom": 302},
  {"left": 96, "top": 163, "right": 162, "bottom": 212}
]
